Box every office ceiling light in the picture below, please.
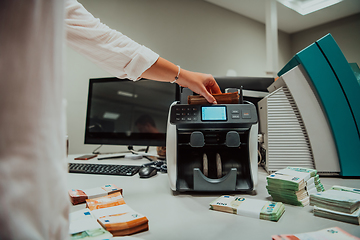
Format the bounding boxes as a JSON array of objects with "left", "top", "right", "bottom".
[
  {"left": 103, "top": 112, "right": 120, "bottom": 120},
  {"left": 277, "top": 0, "right": 343, "bottom": 15}
]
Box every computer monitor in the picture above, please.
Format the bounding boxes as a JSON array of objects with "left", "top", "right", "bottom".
[{"left": 84, "top": 77, "right": 178, "bottom": 147}]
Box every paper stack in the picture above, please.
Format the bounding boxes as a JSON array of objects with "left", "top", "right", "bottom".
[
  {"left": 68, "top": 184, "right": 123, "bottom": 205},
  {"left": 272, "top": 227, "right": 360, "bottom": 240},
  {"left": 310, "top": 185, "right": 360, "bottom": 225},
  {"left": 266, "top": 167, "right": 324, "bottom": 207},
  {"left": 86, "top": 192, "right": 149, "bottom": 236},
  {"left": 209, "top": 195, "right": 285, "bottom": 222}
]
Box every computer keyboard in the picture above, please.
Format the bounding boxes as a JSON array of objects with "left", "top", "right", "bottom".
[{"left": 68, "top": 163, "right": 141, "bottom": 176}]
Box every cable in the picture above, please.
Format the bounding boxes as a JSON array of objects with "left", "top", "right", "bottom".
[{"left": 92, "top": 145, "right": 103, "bottom": 154}]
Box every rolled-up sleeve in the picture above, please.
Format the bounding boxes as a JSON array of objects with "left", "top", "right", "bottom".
[{"left": 65, "top": 0, "right": 159, "bottom": 80}]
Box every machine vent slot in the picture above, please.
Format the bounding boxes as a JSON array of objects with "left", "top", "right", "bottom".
[{"left": 264, "top": 87, "right": 315, "bottom": 172}]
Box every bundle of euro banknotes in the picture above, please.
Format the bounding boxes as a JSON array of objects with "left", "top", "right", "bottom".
[
  {"left": 86, "top": 192, "right": 149, "bottom": 236},
  {"left": 68, "top": 185, "right": 148, "bottom": 238},
  {"left": 266, "top": 167, "right": 325, "bottom": 207},
  {"left": 310, "top": 185, "right": 360, "bottom": 225},
  {"left": 69, "top": 208, "right": 113, "bottom": 240},
  {"left": 272, "top": 227, "right": 360, "bottom": 240},
  {"left": 68, "top": 184, "right": 123, "bottom": 205},
  {"left": 209, "top": 195, "right": 285, "bottom": 221}
]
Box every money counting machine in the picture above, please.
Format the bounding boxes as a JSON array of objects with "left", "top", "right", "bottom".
[{"left": 166, "top": 89, "right": 258, "bottom": 193}]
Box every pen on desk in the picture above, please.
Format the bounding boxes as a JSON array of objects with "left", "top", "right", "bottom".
[{"left": 97, "top": 155, "right": 125, "bottom": 160}]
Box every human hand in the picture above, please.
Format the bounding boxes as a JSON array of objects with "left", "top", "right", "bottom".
[{"left": 176, "top": 69, "right": 222, "bottom": 104}]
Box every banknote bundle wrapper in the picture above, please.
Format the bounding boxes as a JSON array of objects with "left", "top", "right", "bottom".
[
  {"left": 310, "top": 185, "right": 360, "bottom": 225},
  {"left": 266, "top": 167, "right": 324, "bottom": 207},
  {"left": 68, "top": 184, "right": 123, "bottom": 205},
  {"left": 209, "top": 195, "right": 285, "bottom": 222},
  {"left": 86, "top": 192, "right": 149, "bottom": 236},
  {"left": 272, "top": 227, "right": 360, "bottom": 240}
]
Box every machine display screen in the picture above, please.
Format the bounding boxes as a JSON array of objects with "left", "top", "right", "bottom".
[{"left": 201, "top": 106, "right": 227, "bottom": 121}]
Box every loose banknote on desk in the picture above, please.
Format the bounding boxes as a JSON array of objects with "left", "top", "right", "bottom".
[
  {"left": 86, "top": 192, "right": 149, "bottom": 236},
  {"left": 209, "top": 195, "right": 285, "bottom": 221},
  {"left": 266, "top": 167, "right": 324, "bottom": 207},
  {"left": 68, "top": 184, "right": 123, "bottom": 205},
  {"left": 272, "top": 227, "right": 360, "bottom": 240},
  {"left": 310, "top": 185, "right": 360, "bottom": 225}
]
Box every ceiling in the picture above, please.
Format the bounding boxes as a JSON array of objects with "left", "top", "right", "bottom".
[{"left": 204, "top": 0, "right": 360, "bottom": 33}]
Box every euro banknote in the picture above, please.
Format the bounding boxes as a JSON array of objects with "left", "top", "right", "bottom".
[
  {"left": 86, "top": 192, "right": 149, "bottom": 236},
  {"left": 209, "top": 195, "right": 285, "bottom": 222},
  {"left": 69, "top": 209, "right": 113, "bottom": 239},
  {"left": 272, "top": 227, "right": 360, "bottom": 240},
  {"left": 68, "top": 184, "right": 122, "bottom": 205},
  {"left": 86, "top": 191, "right": 126, "bottom": 211},
  {"left": 313, "top": 206, "right": 360, "bottom": 225},
  {"left": 310, "top": 185, "right": 360, "bottom": 213}
]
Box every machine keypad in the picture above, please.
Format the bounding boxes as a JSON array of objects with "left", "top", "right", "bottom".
[{"left": 174, "top": 107, "right": 199, "bottom": 122}]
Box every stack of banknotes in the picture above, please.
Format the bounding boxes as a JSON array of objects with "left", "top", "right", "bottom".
[
  {"left": 266, "top": 167, "right": 324, "bottom": 206},
  {"left": 69, "top": 208, "right": 113, "bottom": 240},
  {"left": 310, "top": 185, "right": 360, "bottom": 225},
  {"left": 68, "top": 184, "right": 123, "bottom": 205},
  {"left": 209, "top": 195, "right": 285, "bottom": 221},
  {"left": 272, "top": 227, "right": 360, "bottom": 240},
  {"left": 86, "top": 192, "right": 149, "bottom": 236}
]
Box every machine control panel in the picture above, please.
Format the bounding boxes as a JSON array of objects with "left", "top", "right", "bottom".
[{"left": 169, "top": 103, "right": 257, "bottom": 126}]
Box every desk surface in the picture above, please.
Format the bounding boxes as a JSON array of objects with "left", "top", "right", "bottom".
[{"left": 68, "top": 154, "right": 360, "bottom": 239}]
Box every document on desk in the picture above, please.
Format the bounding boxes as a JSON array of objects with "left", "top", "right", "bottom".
[
  {"left": 209, "top": 196, "right": 285, "bottom": 222},
  {"left": 272, "top": 227, "right": 360, "bottom": 240}
]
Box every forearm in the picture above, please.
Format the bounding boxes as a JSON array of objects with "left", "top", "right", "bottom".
[{"left": 142, "top": 57, "right": 221, "bottom": 103}]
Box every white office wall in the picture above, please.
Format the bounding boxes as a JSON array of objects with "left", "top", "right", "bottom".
[
  {"left": 290, "top": 13, "right": 360, "bottom": 65},
  {"left": 65, "top": 0, "right": 292, "bottom": 154}
]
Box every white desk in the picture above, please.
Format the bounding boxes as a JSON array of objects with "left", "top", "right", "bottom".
[{"left": 68, "top": 154, "right": 360, "bottom": 239}]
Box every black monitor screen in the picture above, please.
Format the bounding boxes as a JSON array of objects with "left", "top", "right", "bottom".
[{"left": 84, "top": 77, "right": 178, "bottom": 147}]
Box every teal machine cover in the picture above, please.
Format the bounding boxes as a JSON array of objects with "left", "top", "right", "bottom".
[{"left": 278, "top": 33, "right": 360, "bottom": 177}]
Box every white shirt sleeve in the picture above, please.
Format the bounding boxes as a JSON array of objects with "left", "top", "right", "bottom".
[{"left": 65, "top": 0, "right": 159, "bottom": 80}]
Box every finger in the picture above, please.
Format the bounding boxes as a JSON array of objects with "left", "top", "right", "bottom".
[
  {"left": 209, "top": 81, "right": 222, "bottom": 94},
  {"left": 201, "top": 89, "right": 217, "bottom": 104}
]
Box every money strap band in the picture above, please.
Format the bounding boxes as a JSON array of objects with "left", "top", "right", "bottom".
[{"left": 171, "top": 65, "right": 181, "bottom": 84}]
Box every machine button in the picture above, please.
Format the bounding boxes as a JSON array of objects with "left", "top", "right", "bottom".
[
  {"left": 181, "top": 117, "right": 186, "bottom": 121},
  {"left": 193, "top": 117, "right": 197, "bottom": 121},
  {"left": 231, "top": 115, "right": 240, "bottom": 119},
  {"left": 187, "top": 117, "right": 192, "bottom": 121},
  {"left": 231, "top": 110, "right": 240, "bottom": 114},
  {"left": 242, "top": 110, "right": 251, "bottom": 119},
  {"left": 175, "top": 117, "right": 180, "bottom": 121}
]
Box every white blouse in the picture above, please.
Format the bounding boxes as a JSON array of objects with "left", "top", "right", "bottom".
[
  {"left": 65, "top": 0, "right": 159, "bottom": 80},
  {"left": 0, "top": 0, "right": 158, "bottom": 239}
]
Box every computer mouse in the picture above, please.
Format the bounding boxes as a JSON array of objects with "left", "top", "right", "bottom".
[{"left": 139, "top": 166, "right": 157, "bottom": 178}]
